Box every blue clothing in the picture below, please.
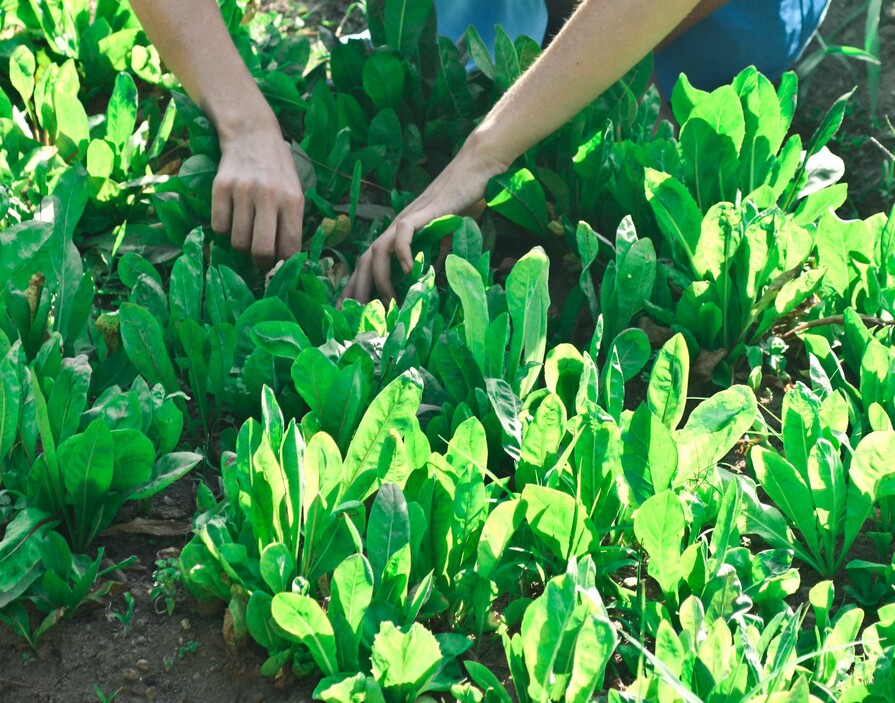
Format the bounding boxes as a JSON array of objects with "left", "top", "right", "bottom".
[
  {"left": 432, "top": 0, "right": 831, "bottom": 93},
  {"left": 654, "top": 0, "right": 831, "bottom": 95}
]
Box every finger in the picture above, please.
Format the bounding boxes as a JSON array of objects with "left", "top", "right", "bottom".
[
  {"left": 278, "top": 195, "right": 304, "bottom": 261},
  {"left": 351, "top": 253, "right": 375, "bottom": 304},
  {"left": 251, "top": 202, "right": 278, "bottom": 269},
  {"left": 230, "top": 191, "right": 254, "bottom": 253},
  {"left": 371, "top": 241, "right": 397, "bottom": 302},
  {"left": 211, "top": 177, "right": 234, "bottom": 234},
  {"left": 393, "top": 218, "right": 417, "bottom": 274},
  {"left": 339, "top": 274, "right": 356, "bottom": 306}
]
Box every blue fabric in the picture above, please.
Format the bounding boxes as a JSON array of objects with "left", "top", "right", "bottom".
[
  {"left": 432, "top": 0, "right": 830, "bottom": 95},
  {"left": 433, "top": 0, "right": 548, "bottom": 53},
  {"left": 655, "top": 0, "right": 831, "bottom": 95}
]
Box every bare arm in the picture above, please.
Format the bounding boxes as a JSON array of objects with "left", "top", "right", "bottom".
[
  {"left": 343, "top": 0, "right": 705, "bottom": 302},
  {"left": 130, "top": 0, "right": 304, "bottom": 266}
]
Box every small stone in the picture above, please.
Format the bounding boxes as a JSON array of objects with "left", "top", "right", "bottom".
[
  {"left": 163, "top": 495, "right": 176, "bottom": 506},
  {"left": 136, "top": 659, "right": 150, "bottom": 672},
  {"left": 134, "top": 618, "right": 148, "bottom": 631},
  {"left": 123, "top": 667, "right": 141, "bottom": 682},
  {"left": 144, "top": 686, "right": 157, "bottom": 701},
  {"left": 192, "top": 672, "right": 200, "bottom": 681},
  {"left": 623, "top": 576, "right": 638, "bottom": 589},
  {"left": 250, "top": 694, "right": 264, "bottom": 703},
  {"left": 136, "top": 636, "right": 147, "bottom": 645},
  {"left": 179, "top": 618, "right": 191, "bottom": 632}
]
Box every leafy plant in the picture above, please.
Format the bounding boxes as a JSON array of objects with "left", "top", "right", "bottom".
[{"left": 743, "top": 383, "right": 891, "bottom": 577}]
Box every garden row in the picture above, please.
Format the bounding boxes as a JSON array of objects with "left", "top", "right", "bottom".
[{"left": 0, "top": 1, "right": 894, "bottom": 701}]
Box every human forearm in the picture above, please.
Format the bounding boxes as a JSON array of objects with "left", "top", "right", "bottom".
[
  {"left": 129, "top": 0, "right": 276, "bottom": 138},
  {"left": 468, "top": 0, "right": 704, "bottom": 168}
]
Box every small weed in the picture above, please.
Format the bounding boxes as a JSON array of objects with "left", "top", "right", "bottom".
[
  {"left": 149, "top": 558, "right": 183, "bottom": 616},
  {"left": 93, "top": 684, "right": 121, "bottom": 702},
  {"left": 109, "top": 593, "right": 135, "bottom": 634}
]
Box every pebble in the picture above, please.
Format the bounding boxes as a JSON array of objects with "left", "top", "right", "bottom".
[
  {"left": 135, "top": 618, "right": 148, "bottom": 631},
  {"left": 136, "top": 636, "right": 147, "bottom": 645},
  {"left": 123, "top": 667, "right": 141, "bottom": 682},
  {"left": 136, "top": 659, "right": 150, "bottom": 672},
  {"left": 144, "top": 686, "right": 157, "bottom": 701},
  {"left": 180, "top": 618, "right": 192, "bottom": 631}
]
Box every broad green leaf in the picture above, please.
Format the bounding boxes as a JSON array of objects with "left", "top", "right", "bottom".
[
  {"left": 476, "top": 499, "right": 523, "bottom": 580},
  {"left": 271, "top": 593, "right": 339, "bottom": 676},
  {"left": 128, "top": 452, "right": 202, "bottom": 500},
  {"left": 363, "top": 53, "right": 405, "bottom": 110},
  {"left": 10, "top": 45, "right": 36, "bottom": 105},
  {"left": 621, "top": 404, "right": 678, "bottom": 506},
  {"left": 343, "top": 370, "right": 422, "bottom": 489},
  {"left": 752, "top": 446, "right": 823, "bottom": 566},
  {"left": 676, "top": 385, "right": 757, "bottom": 481},
  {"left": 644, "top": 168, "right": 703, "bottom": 276},
  {"left": 106, "top": 72, "right": 138, "bottom": 150},
  {"left": 522, "top": 485, "right": 596, "bottom": 559},
  {"left": 445, "top": 254, "right": 488, "bottom": 374},
  {"left": 368, "top": 483, "right": 410, "bottom": 584},
  {"left": 110, "top": 429, "right": 155, "bottom": 492},
  {"left": 486, "top": 169, "right": 549, "bottom": 235},
  {"left": 384, "top": 0, "right": 433, "bottom": 57},
  {"left": 330, "top": 554, "right": 374, "bottom": 670},
  {"left": 520, "top": 574, "right": 577, "bottom": 701},
  {"left": 506, "top": 247, "right": 549, "bottom": 397},
  {"left": 119, "top": 302, "right": 180, "bottom": 393},
  {"left": 633, "top": 491, "right": 686, "bottom": 596},
  {"left": 485, "top": 378, "right": 523, "bottom": 460},
  {"left": 371, "top": 621, "right": 442, "bottom": 702},
  {"left": 567, "top": 614, "right": 616, "bottom": 703},
  {"left": 58, "top": 419, "right": 114, "bottom": 546},
  {"left": 647, "top": 333, "right": 689, "bottom": 431},
  {"left": 0, "top": 353, "right": 22, "bottom": 459}
]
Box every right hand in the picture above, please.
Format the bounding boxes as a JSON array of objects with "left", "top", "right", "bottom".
[
  {"left": 211, "top": 119, "right": 305, "bottom": 268},
  {"left": 340, "top": 138, "right": 507, "bottom": 303}
]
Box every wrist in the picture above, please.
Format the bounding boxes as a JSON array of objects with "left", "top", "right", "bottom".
[
  {"left": 461, "top": 123, "right": 515, "bottom": 178},
  {"left": 211, "top": 94, "right": 280, "bottom": 145}
]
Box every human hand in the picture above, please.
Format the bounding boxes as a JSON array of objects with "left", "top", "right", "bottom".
[
  {"left": 341, "top": 137, "right": 507, "bottom": 303},
  {"left": 211, "top": 119, "right": 305, "bottom": 268}
]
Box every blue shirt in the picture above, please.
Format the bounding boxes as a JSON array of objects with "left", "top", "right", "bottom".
[{"left": 432, "top": 0, "right": 831, "bottom": 93}]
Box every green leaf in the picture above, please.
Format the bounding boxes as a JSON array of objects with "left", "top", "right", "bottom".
[
  {"left": 106, "top": 72, "right": 137, "bottom": 150},
  {"left": 676, "top": 385, "right": 757, "bottom": 481},
  {"left": 363, "top": 53, "right": 405, "bottom": 110},
  {"left": 371, "top": 621, "right": 442, "bottom": 703},
  {"left": 522, "top": 485, "right": 596, "bottom": 559},
  {"left": 384, "top": 0, "right": 433, "bottom": 57},
  {"left": 271, "top": 593, "right": 339, "bottom": 676},
  {"left": 0, "top": 353, "right": 22, "bottom": 459},
  {"left": 58, "top": 419, "right": 114, "bottom": 547},
  {"left": 367, "top": 483, "right": 410, "bottom": 585},
  {"left": 506, "top": 248, "right": 550, "bottom": 397},
  {"left": 10, "top": 45, "right": 37, "bottom": 105},
  {"left": 330, "top": 554, "right": 374, "bottom": 670},
  {"left": 343, "top": 370, "right": 422, "bottom": 490},
  {"left": 485, "top": 378, "right": 523, "bottom": 460},
  {"left": 520, "top": 573, "right": 577, "bottom": 701},
  {"left": 486, "top": 169, "right": 548, "bottom": 235},
  {"left": 647, "top": 333, "right": 690, "bottom": 431},
  {"left": 119, "top": 302, "right": 180, "bottom": 393},
  {"left": 110, "top": 429, "right": 155, "bottom": 492},
  {"left": 633, "top": 491, "right": 686, "bottom": 596},
  {"left": 128, "top": 452, "right": 202, "bottom": 501},
  {"left": 476, "top": 499, "right": 523, "bottom": 580},
  {"left": 644, "top": 168, "right": 703, "bottom": 277},
  {"left": 445, "top": 255, "right": 488, "bottom": 374},
  {"left": 621, "top": 404, "right": 678, "bottom": 506},
  {"left": 567, "top": 614, "right": 616, "bottom": 703}
]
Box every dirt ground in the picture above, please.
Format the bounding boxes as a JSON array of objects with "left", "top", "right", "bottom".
[{"left": 1, "top": 2, "right": 893, "bottom": 703}]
